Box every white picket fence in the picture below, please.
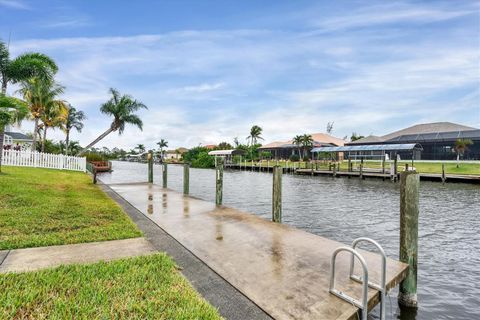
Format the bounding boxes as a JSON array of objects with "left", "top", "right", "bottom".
[{"left": 1, "top": 150, "right": 86, "bottom": 172}]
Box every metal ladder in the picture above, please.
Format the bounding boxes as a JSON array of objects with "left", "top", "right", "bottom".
[{"left": 329, "top": 237, "right": 387, "bottom": 320}]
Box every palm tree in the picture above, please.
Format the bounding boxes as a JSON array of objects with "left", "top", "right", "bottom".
[
  {"left": 77, "top": 88, "right": 147, "bottom": 156},
  {"left": 0, "top": 94, "right": 28, "bottom": 172},
  {"left": 63, "top": 106, "right": 86, "bottom": 155},
  {"left": 18, "top": 78, "right": 65, "bottom": 151},
  {"left": 301, "top": 134, "right": 314, "bottom": 160},
  {"left": 0, "top": 40, "right": 58, "bottom": 94},
  {"left": 157, "top": 139, "right": 168, "bottom": 160},
  {"left": 292, "top": 135, "right": 303, "bottom": 158},
  {"left": 246, "top": 125, "right": 264, "bottom": 146},
  {"left": 136, "top": 144, "right": 146, "bottom": 154},
  {"left": 39, "top": 99, "right": 68, "bottom": 152},
  {"left": 454, "top": 139, "right": 473, "bottom": 168}
]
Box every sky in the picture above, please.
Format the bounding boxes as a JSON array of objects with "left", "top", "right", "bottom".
[{"left": 1, "top": 0, "right": 479, "bottom": 151}]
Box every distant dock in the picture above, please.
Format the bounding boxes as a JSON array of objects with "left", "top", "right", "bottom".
[{"left": 225, "top": 164, "right": 480, "bottom": 184}]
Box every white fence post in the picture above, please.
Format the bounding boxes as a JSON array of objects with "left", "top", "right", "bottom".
[{"left": 1, "top": 150, "right": 86, "bottom": 172}]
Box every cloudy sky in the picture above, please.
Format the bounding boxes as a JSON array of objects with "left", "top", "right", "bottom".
[{"left": 1, "top": 0, "right": 479, "bottom": 150}]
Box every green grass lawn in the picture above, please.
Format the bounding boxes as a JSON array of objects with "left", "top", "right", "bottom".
[
  {"left": 0, "top": 253, "right": 222, "bottom": 320},
  {"left": 0, "top": 166, "right": 142, "bottom": 250}
]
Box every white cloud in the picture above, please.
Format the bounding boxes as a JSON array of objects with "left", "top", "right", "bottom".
[{"left": 0, "top": 0, "right": 29, "bottom": 10}]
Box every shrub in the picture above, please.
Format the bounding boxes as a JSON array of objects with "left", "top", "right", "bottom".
[
  {"left": 289, "top": 154, "right": 300, "bottom": 162},
  {"left": 191, "top": 151, "right": 215, "bottom": 168}
]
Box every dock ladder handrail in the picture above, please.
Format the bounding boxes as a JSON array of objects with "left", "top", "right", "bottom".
[
  {"left": 350, "top": 237, "right": 387, "bottom": 320},
  {"left": 329, "top": 247, "right": 369, "bottom": 320}
]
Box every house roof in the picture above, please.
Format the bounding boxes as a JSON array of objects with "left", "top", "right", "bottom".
[
  {"left": 259, "top": 133, "right": 345, "bottom": 149},
  {"left": 5, "top": 131, "right": 32, "bottom": 141},
  {"left": 348, "top": 135, "right": 385, "bottom": 145},
  {"left": 381, "top": 122, "right": 477, "bottom": 141}
]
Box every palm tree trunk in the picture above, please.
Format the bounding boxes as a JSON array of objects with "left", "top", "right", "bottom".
[
  {"left": 65, "top": 130, "right": 70, "bottom": 156},
  {"left": 77, "top": 127, "right": 114, "bottom": 156},
  {"left": 1, "top": 81, "right": 6, "bottom": 95},
  {"left": 457, "top": 153, "right": 460, "bottom": 168},
  {"left": 31, "top": 118, "right": 39, "bottom": 152},
  {"left": 41, "top": 126, "right": 48, "bottom": 153},
  {"left": 0, "top": 129, "right": 4, "bottom": 173}
]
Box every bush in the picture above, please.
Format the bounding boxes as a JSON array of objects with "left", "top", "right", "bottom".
[
  {"left": 191, "top": 151, "right": 215, "bottom": 168},
  {"left": 289, "top": 154, "right": 300, "bottom": 162},
  {"left": 303, "top": 155, "right": 310, "bottom": 161},
  {"left": 85, "top": 152, "right": 104, "bottom": 162}
]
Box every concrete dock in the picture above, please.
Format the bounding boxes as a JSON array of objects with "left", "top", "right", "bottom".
[{"left": 109, "top": 182, "right": 408, "bottom": 320}]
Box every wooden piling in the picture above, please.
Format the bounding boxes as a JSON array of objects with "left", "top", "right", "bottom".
[
  {"left": 348, "top": 158, "right": 352, "bottom": 172},
  {"left": 382, "top": 157, "right": 385, "bottom": 174},
  {"left": 162, "top": 163, "right": 168, "bottom": 188},
  {"left": 216, "top": 160, "right": 224, "bottom": 205},
  {"left": 399, "top": 170, "right": 420, "bottom": 308},
  {"left": 272, "top": 165, "right": 282, "bottom": 223},
  {"left": 148, "top": 151, "right": 153, "bottom": 183},
  {"left": 441, "top": 163, "right": 446, "bottom": 184},
  {"left": 394, "top": 157, "right": 398, "bottom": 181},
  {"left": 360, "top": 158, "right": 364, "bottom": 179},
  {"left": 183, "top": 163, "right": 190, "bottom": 195},
  {"left": 333, "top": 162, "right": 337, "bottom": 177},
  {"left": 93, "top": 167, "right": 97, "bottom": 184}
]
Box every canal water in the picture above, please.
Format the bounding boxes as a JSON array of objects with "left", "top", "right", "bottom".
[{"left": 99, "top": 161, "right": 480, "bottom": 320}]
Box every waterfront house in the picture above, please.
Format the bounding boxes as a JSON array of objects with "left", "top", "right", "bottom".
[
  {"left": 346, "top": 122, "right": 480, "bottom": 160},
  {"left": 2, "top": 125, "right": 33, "bottom": 151},
  {"left": 258, "top": 133, "right": 345, "bottom": 160},
  {"left": 164, "top": 147, "right": 189, "bottom": 161}
]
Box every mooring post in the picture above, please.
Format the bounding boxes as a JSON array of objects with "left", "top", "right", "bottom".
[
  {"left": 399, "top": 170, "right": 420, "bottom": 308},
  {"left": 394, "top": 157, "right": 398, "bottom": 181},
  {"left": 382, "top": 157, "right": 385, "bottom": 174},
  {"left": 405, "top": 163, "right": 409, "bottom": 171},
  {"left": 360, "top": 158, "right": 364, "bottom": 179},
  {"left": 348, "top": 158, "right": 352, "bottom": 172},
  {"left": 183, "top": 163, "right": 190, "bottom": 195},
  {"left": 441, "top": 163, "right": 446, "bottom": 184},
  {"left": 272, "top": 165, "right": 282, "bottom": 223},
  {"left": 148, "top": 150, "right": 153, "bottom": 183},
  {"left": 333, "top": 162, "right": 337, "bottom": 177},
  {"left": 216, "top": 159, "right": 224, "bottom": 205},
  {"left": 162, "top": 163, "right": 168, "bottom": 188},
  {"left": 93, "top": 167, "right": 97, "bottom": 184}
]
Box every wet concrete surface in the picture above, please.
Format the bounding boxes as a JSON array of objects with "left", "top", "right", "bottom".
[
  {"left": 0, "top": 238, "right": 156, "bottom": 273},
  {"left": 109, "top": 183, "right": 408, "bottom": 320}
]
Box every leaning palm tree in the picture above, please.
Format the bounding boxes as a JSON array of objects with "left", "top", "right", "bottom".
[
  {"left": 454, "top": 139, "right": 473, "bottom": 168},
  {"left": 77, "top": 88, "right": 147, "bottom": 156},
  {"left": 18, "top": 78, "right": 65, "bottom": 151},
  {"left": 157, "top": 139, "right": 168, "bottom": 160},
  {"left": 39, "top": 99, "right": 68, "bottom": 152},
  {"left": 0, "top": 94, "right": 28, "bottom": 172},
  {"left": 0, "top": 40, "right": 58, "bottom": 94},
  {"left": 63, "top": 106, "right": 86, "bottom": 155},
  {"left": 246, "top": 125, "right": 264, "bottom": 146}
]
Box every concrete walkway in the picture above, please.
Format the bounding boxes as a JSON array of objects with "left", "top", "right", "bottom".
[
  {"left": 107, "top": 182, "right": 408, "bottom": 320},
  {"left": 0, "top": 238, "right": 156, "bottom": 273}
]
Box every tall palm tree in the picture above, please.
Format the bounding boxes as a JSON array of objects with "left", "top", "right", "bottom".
[
  {"left": 18, "top": 78, "right": 65, "bottom": 151},
  {"left": 301, "top": 134, "right": 314, "bottom": 160},
  {"left": 78, "top": 88, "right": 147, "bottom": 156},
  {"left": 0, "top": 40, "right": 58, "bottom": 94},
  {"left": 39, "top": 99, "right": 68, "bottom": 152},
  {"left": 246, "top": 125, "right": 264, "bottom": 146},
  {"left": 0, "top": 94, "right": 28, "bottom": 172},
  {"left": 454, "top": 139, "right": 473, "bottom": 168},
  {"left": 63, "top": 106, "right": 86, "bottom": 155},
  {"left": 157, "top": 139, "right": 168, "bottom": 160},
  {"left": 292, "top": 135, "right": 303, "bottom": 158}
]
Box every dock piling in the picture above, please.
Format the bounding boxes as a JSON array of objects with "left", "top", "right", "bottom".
[
  {"left": 442, "top": 164, "right": 446, "bottom": 184},
  {"left": 183, "top": 163, "right": 190, "bottom": 195},
  {"left": 148, "top": 151, "right": 153, "bottom": 183},
  {"left": 360, "top": 158, "right": 364, "bottom": 179},
  {"left": 399, "top": 170, "right": 420, "bottom": 308},
  {"left": 162, "top": 163, "right": 168, "bottom": 188},
  {"left": 216, "top": 159, "right": 224, "bottom": 205},
  {"left": 272, "top": 165, "right": 282, "bottom": 223}
]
